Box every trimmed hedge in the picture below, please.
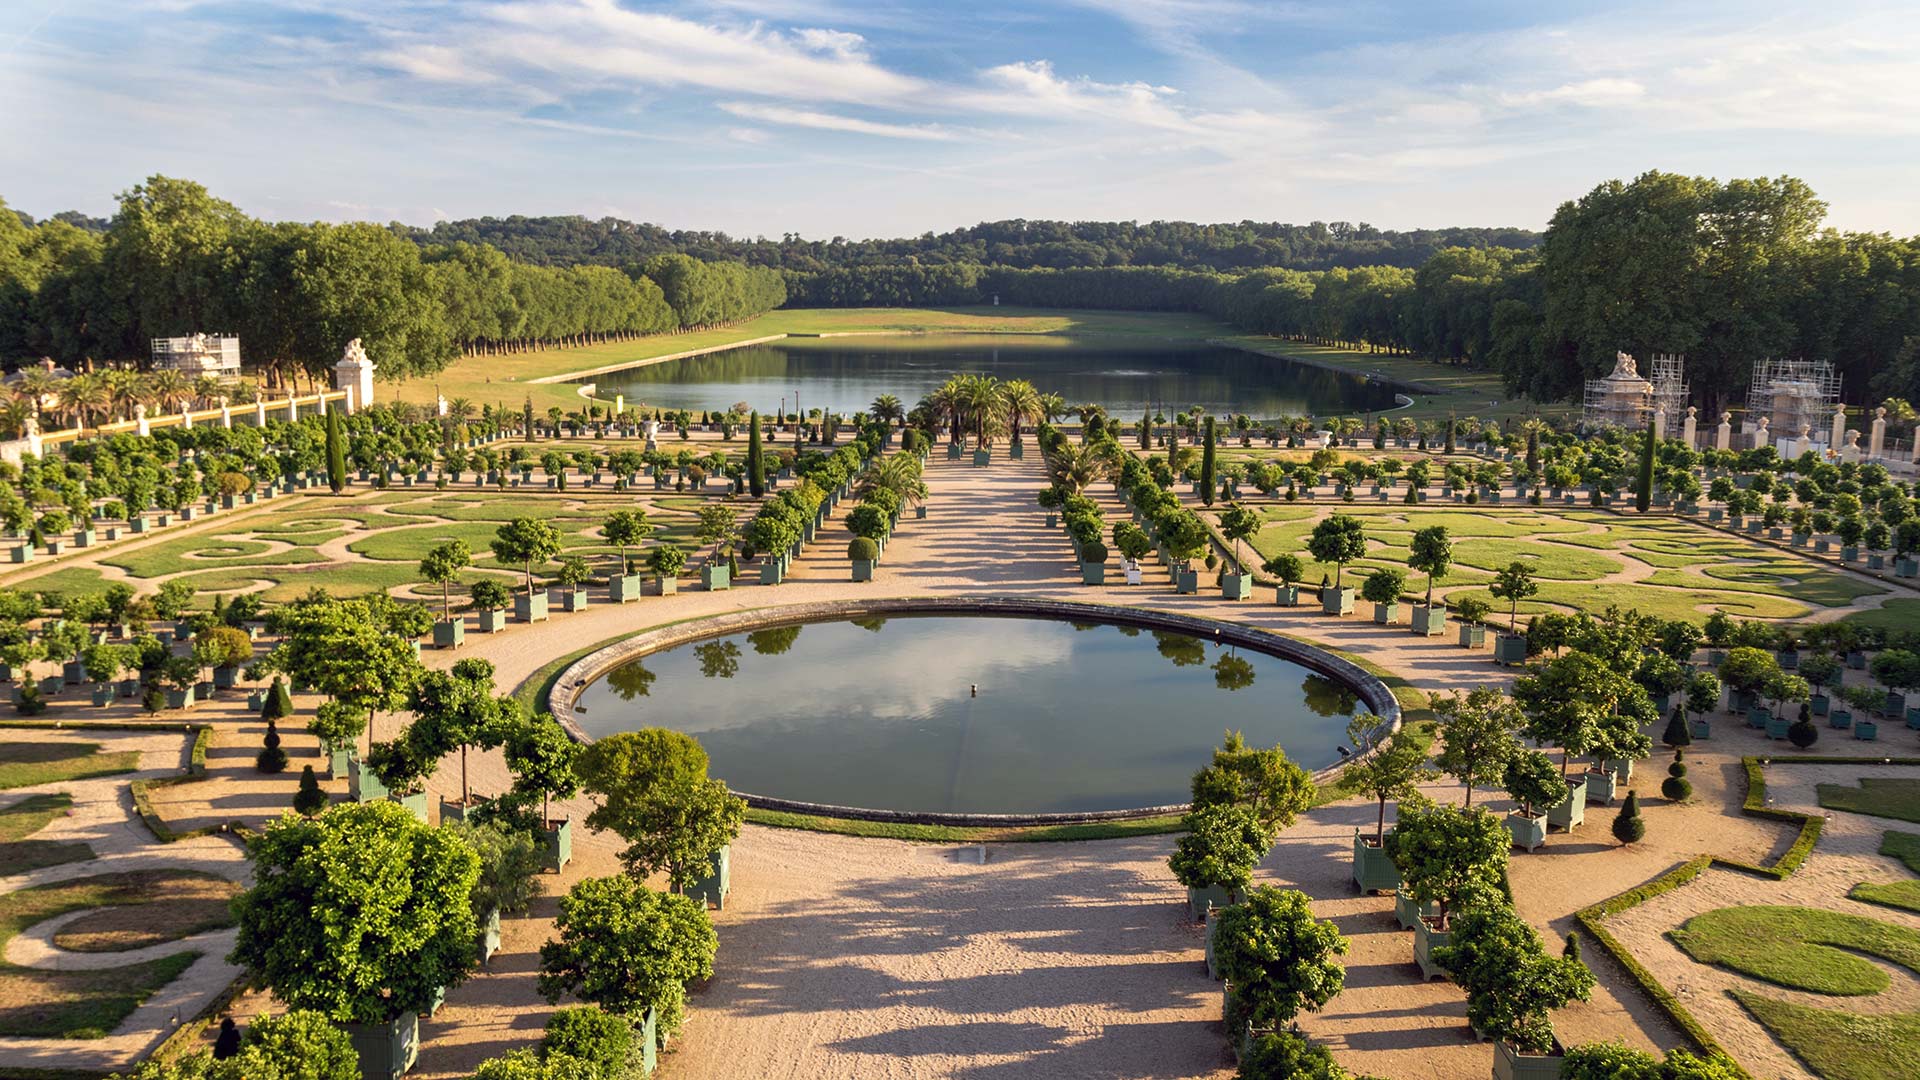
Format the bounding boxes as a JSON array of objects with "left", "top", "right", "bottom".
[{"left": 1575, "top": 755, "right": 1920, "bottom": 1080}]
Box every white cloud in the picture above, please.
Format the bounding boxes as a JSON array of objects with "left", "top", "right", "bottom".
[
  {"left": 1499, "top": 78, "right": 1646, "bottom": 108},
  {"left": 725, "top": 126, "right": 772, "bottom": 144},
  {"left": 720, "top": 101, "right": 959, "bottom": 141}
]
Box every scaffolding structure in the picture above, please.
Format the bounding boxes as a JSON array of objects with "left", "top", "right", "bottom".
[
  {"left": 1747, "top": 358, "right": 1840, "bottom": 444},
  {"left": 1583, "top": 352, "right": 1687, "bottom": 433}
]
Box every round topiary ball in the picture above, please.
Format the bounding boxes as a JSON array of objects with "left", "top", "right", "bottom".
[
  {"left": 1661, "top": 774, "right": 1692, "bottom": 801},
  {"left": 848, "top": 536, "right": 879, "bottom": 562}
]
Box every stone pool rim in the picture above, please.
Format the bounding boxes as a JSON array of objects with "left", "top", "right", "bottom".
[{"left": 547, "top": 595, "right": 1400, "bottom": 827}]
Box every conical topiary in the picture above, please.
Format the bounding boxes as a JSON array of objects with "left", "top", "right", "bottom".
[
  {"left": 1662, "top": 750, "right": 1692, "bottom": 801},
  {"left": 1563, "top": 930, "right": 1583, "bottom": 964},
  {"left": 212, "top": 1017, "right": 241, "bottom": 1060},
  {"left": 255, "top": 718, "right": 287, "bottom": 773},
  {"left": 1661, "top": 704, "right": 1692, "bottom": 748},
  {"left": 262, "top": 676, "right": 292, "bottom": 721},
  {"left": 1612, "top": 790, "right": 1646, "bottom": 846},
  {"left": 292, "top": 764, "right": 326, "bottom": 816}
]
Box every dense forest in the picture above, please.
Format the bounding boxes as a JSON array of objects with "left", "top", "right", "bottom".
[
  {"left": 8, "top": 171, "right": 1919, "bottom": 415},
  {"left": 391, "top": 216, "right": 1538, "bottom": 273},
  {"left": 782, "top": 175, "right": 1920, "bottom": 417},
  {"left": 0, "top": 179, "right": 785, "bottom": 389}
]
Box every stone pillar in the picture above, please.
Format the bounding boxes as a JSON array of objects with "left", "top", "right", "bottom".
[
  {"left": 1830, "top": 404, "right": 1847, "bottom": 454},
  {"left": 221, "top": 405, "right": 233, "bottom": 430},
  {"left": 334, "top": 338, "right": 376, "bottom": 415},
  {"left": 134, "top": 404, "right": 150, "bottom": 438},
  {"left": 181, "top": 406, "right": 193, "bottom": 430},
  {"left": 1870, "top": 407, "right": 1887, "bottom": 459},
  {"left": 287, "top": 395, "right": 297, "bottom": 424},
  {"left": 255, "top": 400, "right": 267, "bottom": 426},
  {"left": 1682, "top": 406, "right": 1698, "bottom": 449},
  {"left": 1716, "top": 411, "right": 1732, "bottom": 451},
  {"left": 1752, "top": 415, "right": 1770, "bottom": 451},
  {"left": 345, "top": 386, "right": 357, "bottom": 414},
  {"left": 1796, "top": 424, "right": 1813, "bottom": 459},
  {"left": 436, "top": 394, "right": 448, "bottom": 418},
  {"left": 1652, "top": 405, "right": 1668, "bottom": 441}
]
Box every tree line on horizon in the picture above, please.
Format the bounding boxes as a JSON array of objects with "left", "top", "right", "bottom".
[
  {"left": 0, "top": 177, "right": 785, "bottom": 390},
  {"left": 784, "top": 173, "right": 1920, "bottom": 418}
]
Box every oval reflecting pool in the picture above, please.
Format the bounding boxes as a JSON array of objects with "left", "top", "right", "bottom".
[{"left": 569, "top": 615, "right": 1367, "bottom": 815}]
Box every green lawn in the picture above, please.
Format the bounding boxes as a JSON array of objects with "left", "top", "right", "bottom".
[
  {"left": 0, "top": 744, "right": 141, "bottom": 791},
  {"left": 1845, "top": 598, "right": 1920, "bottom": 634},
  {"left": 0, "top": 794, "right": 92, "bottom": 875},
  {"left": 1670, "top": 904, "right": 1920, "bottom": 996},
  {"left": 1233, "top": 502, "right": 1878, "bottom": 623},
  {"left": 0, "top": 871, "right": 226, "bottom": 1038},
  {"left": 1818, "top": 778, "right": 1920, "bottom": 824},
  {"left": 1850, "top": 832, "right": 1920, "bottom": 915},
  {"left": 1733, "top": 990, "right": 1919, "bottom": 1080}
]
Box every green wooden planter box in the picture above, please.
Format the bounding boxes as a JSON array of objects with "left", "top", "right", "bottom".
[
  {"left": 760, "top": 559, "right": 785, "bottom": 585},
  {"left": 1506, "top": 812, "right": 1546, "bottom": 852},
  {"left": 972, "top": 449, "right": 991, "bottom": 467},
  {"left": 542, "top": 818, "right": 572, "bottom": 873},
  {"left": 1493, "top": 1040, "right": 1565, "bottom": 1080},
  {"left": 1394, "top": 889, "right": 1437, "bottom": 930},
  {"left": 702, "top": 564, "right": 731, "bottom": 591},
  {"left": 328, "top": 745, "right": 353, "bottom": 780},
  {"left": 657, "top": 576, "right": 678, "bottom": 596},
  {"left": 1322, "top": 586, "right": 1355, "bottom": 615},
  {"left": 1690, "top": 718, "right": 1711, "bottom": 740},
  {"left": 514, "top": 590, "right": 549, "bottom": 623},
  {"left": 91, "top": 684, "right": 113, "bottom": 707},
  {"left": 612, "top": 575, "right": 643, "bottom": 603},
  {"left": 1079, "top": 561, "right": 1107, "bottom": 585},
  {"left": 1829, "top": 708, "right": 1852, "bottom": 730},
  {"left": 1458, "top": 624, "right": 1487, "bottom": 649},
  {"left": 349, "top": 758, "right": 389, "bottom": 803},
  {"left": 165, "top": 687, "right": 195, "bottom": 709},
  {"left": 1372, "top": 601, "right": 1400, "bottom": 625},
  {"left": 1584, "top": 769, "right": 1618, "bottom": 806},
  {"left": 478, "top": 609, "right": 508, "bottom": 633},
  {"left": 688, "top": 844, "right": 731, "bottom": 910},
  {"left": 1352, "top": 831, "right": 1399, "bottom": 893},
  {"left": 1856, "top": 719, "right": 1879, "bottom": 740},
  {"left": 1175, "top": 568, "right": 1199, "bottom": 594},
  {"left": 1186, "top": 883, "right": 1233, "bottom": 922},
  {"left": 433, "top": 620, "right": 465, "bottom": 649},
  {"left": 1204, "top": 909, "right": 1223, "bottom": 980},
  {"left": 1493, "top": 633, "right": 1528, "bottom": 664},
  {"left": 1547, "top": 783, "right": 1585, "bottom": 831},
  {"left": 340, "top": 1013, "right": 418, "bottom": 1080},
  {"left": 1274, "top": 585, "right": 1300, "bottom": 606},
  {"left": 1747, "top": 705, "right": 1771, "bottom": 729},
  {"left": 1410, "top": 605, "right": 1446, "bottom": 636},
  {"left": 559, "top": 589, "right": 588, "bottom": 613},
  {"left": 1220, "top": 572, "right": 1251, "bottom": 600},
  {"left": 1413, "top": 918, "right": 1452, "bottom": 981},
  {"left": 852, "top": 559, "right": 874, "bottom": 582},
  {"left": 1766, "top": 715, "right": 1792, "bottom": 739},
  {"left": 480, "top": 907, "right": 502, "bottom": 963},
  {"left": 392, "top": 790, "right": 430, "bottom": 823}
]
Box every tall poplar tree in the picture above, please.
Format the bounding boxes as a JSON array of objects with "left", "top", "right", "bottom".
[
  {"left": 1199, "top": 415, "right": 1217, "bottom": 507},
  {"left": 1636, "top": 416, "right": 1656, "bottom": 513},
  {"left": 324, "top": 403, "right": 345, "bottom": 494},
  {"left": 746, "top": 411, "right": 765, "bottom": 497}
]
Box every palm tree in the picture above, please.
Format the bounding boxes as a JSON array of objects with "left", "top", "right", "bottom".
[
  {"left": 1042, "top": 438, "right": 1123, "bottom": 494},
  {"left": 1037, "top": 392, "right": 1068, "bottom": 425},
  {"left": 868, "top": 394, "right": 904, "bottom": 428},
  {"left": 958, "top": 374, "right": 1004, "bottom": 448},
  {"left": 927, "top": 378, "right": 964, "bottom": 445},
  {"left": 857, "top": 453, "right": 927, "bottom": 507},
  {"left": 0, "top": 399, "right": 31, "bottom": 439},
  {"left": 147, "top": 370, "right": 190, "bottom": 414},
  {"left": 998, "top": 380, "right": 1040, "bottom": 445},
  {"left": 10, "top": 366, "right": 58, "bottom": 423},
  {"left": 192, "top": 375, "right": 225, "bottom": 410},
  {"left": 58, "top": 373, "right": 107, "bottom": 429}
]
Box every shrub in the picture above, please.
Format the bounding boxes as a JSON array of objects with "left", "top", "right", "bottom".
[
  {"left": 1214, "top": 886, "right": 1348, "bottom": 1031},
  {"left": 1612, "top": 791, "right": 1646, "bottom": 846},
  {"left": 1788, "top": 716, "right": 1819, "bottom": 748},
  {"left": 1080, "top": 540, "right": 1108, "bottom": 564},
  {"left": 540, "top": 1006, "right": 634, "bottom": 1075},
  {"left": 1661, "top": 751, "right": 1692, "bottom": 802},
  {"left": 14, "top": 681, "right": 46, "bottom": 715},
  {"left": 848, "top": 536, "right": 879, "bottom": 561},
  {"left": 293, "top": 765, "right": 327, "bottom": 816},
  {"left": 262, "top": 677, "right": 293, "bottom": 721},
  {"left": 256, "top": 718, "right": 288, "bottom": 774},
  {"left": 1168, "top": 803, "right": 1271, "bottom": 899},
  {"left": 1235, "top": 1030, "right": 1356, "bottom": 1080}
]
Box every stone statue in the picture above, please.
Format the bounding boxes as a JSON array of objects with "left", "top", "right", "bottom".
[
  {"left": 1611, "top": 351, "right": 1639, "bottom": 378},
  {"left": 341, "top": 338, "right": 370, "bottom": 365}
]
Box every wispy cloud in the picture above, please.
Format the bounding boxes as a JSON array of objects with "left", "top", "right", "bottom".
[{"left": 719, "top": 101, "right": 960, "bottom": 141}]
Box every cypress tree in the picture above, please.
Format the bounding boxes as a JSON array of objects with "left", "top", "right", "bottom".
[
  {"left": 747, "top": 411, "right": 765, "bottom": 497},
  {"left": 324, "top": 404, "right": 346, "bottom": 494},
  {"left": 292, "top": 765, "right": 327, "bottom": 816},
  {"left": 1199, "top": 416, "right": 1217, "bottom": 507},
  {"left": 1444, "top": 414, "right": 1456, "bottom": 454},
  {"left": 1525, "top": 423, "right": 1540, "bottom": 475},
  {"left": 1563, "top": 930, "right": 1583, "bottom": 963},
  {"left": 1612, "top": 790, "right": 1646, "bottom": 845},
  {"left": 523, "top": 397, "right": 535, "bottom": 442},
  {"left": 1636, "top": 415, "right": 1657, "bottom": 512},
  {"left": 1139, "top": 409, "right": 1152, "bottom": 450}
]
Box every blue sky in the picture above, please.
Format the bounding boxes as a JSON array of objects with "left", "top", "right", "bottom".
[{"left": 3, "top": 0, "right": 1916, "bottom": 238}]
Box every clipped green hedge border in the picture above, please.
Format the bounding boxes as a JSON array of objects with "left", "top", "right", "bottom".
[{"left": 1576, "top": 754, "right": 1920, "bottom": 1079}]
